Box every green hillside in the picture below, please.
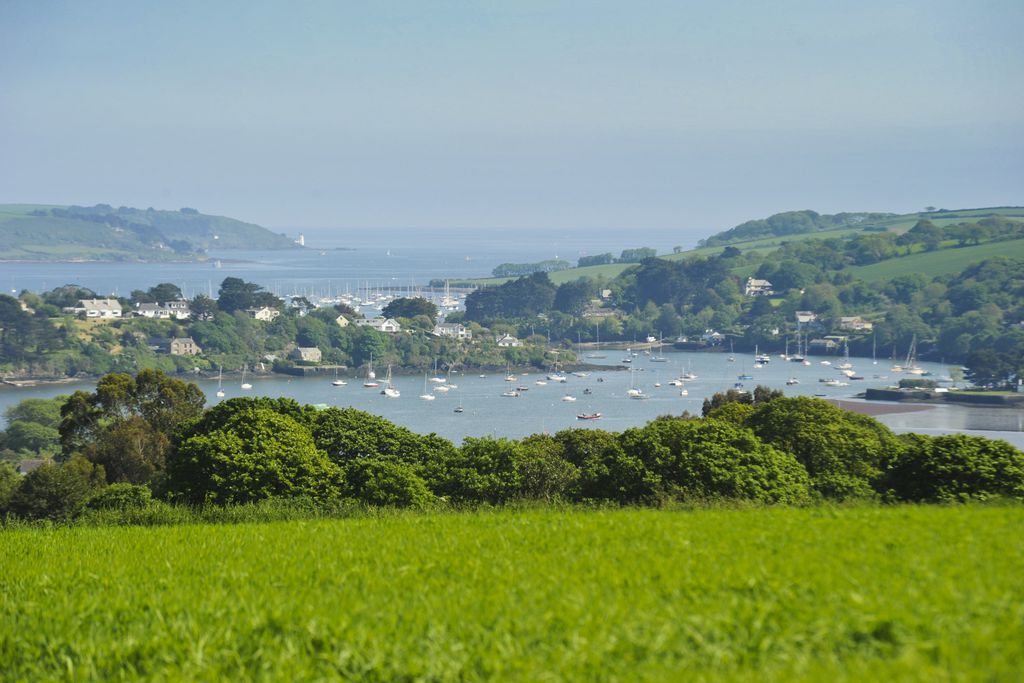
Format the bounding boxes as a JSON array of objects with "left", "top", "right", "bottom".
[
  {"left": 449, "top": 205, "right": 1023, "bottom": 287},
  {"left": 0, "top": 204, "right": 298, "bottom": 261},
  {"left": 847, "top": 238, "right": 1024, "bottom": 282}
]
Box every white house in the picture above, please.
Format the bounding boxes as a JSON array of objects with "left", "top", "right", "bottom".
[
  {"left": 247, "top": 307, "right": 281, "bottom": 322},
  {"left": 335, "top": 314, "right": 351, "bottom": 328},
  {"left": 164, "top": 299, "right": 191, "bottom": 319},
  {"left": 433, "top": 322, "right": 471, "bottom": 340},
  {"left": 71, "top": 298, "right": 122, "bottom": 319},
  {"left": 496, "top": 334, "right": 521, "bottom": 347},
  {"left": 356, "top": 317, "right": 402, "bottom": 333},
  {"left": 744, "top": 278, "right": 774, "bottom": 297},
  {"left": 135, "top": 303, "right": 171, "bottom": 319}
]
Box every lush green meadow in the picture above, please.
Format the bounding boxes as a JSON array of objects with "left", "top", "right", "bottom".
[
  {"left": 2, "top": 506, "right": 1022, "bottom": 681},
  {"left": 846, "top": 238, "right": 1024, "bottom": 282}
]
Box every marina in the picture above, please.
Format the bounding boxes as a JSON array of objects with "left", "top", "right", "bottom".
[{"left": 3, "top": 349, "right": 1021, "bottom": 447}]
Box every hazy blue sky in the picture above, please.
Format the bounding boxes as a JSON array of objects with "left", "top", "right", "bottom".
[{"left": 2, "top": 1, "right": 1022, "bottom": 232}]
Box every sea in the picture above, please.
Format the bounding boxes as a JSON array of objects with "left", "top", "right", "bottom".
[
  {"left": 1, "top": 226, "right": 691, "bottom": 298},
  {"left": 1, "top": 225, "right": 1022, "bottom": 447}
]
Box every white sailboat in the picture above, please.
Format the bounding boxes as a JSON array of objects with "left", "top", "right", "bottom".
[
  {"left": 429, "top": 359, "right": 446, "bottom": 383},
  {"left": 587, "top": 322, "right": 607, "bottom": 359},
  {"left": 381, "top": 365, "right": 400, "bottom": 397},
  {"left": 363, "top": 352, "right": 380, "bottom": 388},
  {"left": 240, "top": 366, "right": 253, "bottom": 391},
  {"left": 904, "top": 335, "right": 926, "bottom": 375},
  {"left": 216, "top": 365, "right": 225, "bottom": 398},
  {"left": 419, "top": 373, "right": 436, "bottom": 401},
  {"left": 332, "top": 367, "right": 347, "bottom": 386}
]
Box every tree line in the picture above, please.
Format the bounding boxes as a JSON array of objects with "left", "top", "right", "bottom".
[{"left": 1, "top": 371, "right": 1021, "bottom": 523}]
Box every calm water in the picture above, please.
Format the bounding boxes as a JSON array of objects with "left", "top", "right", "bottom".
[
  {"left": 3, "top": 226, "right": 692, "bottom": 297},
  {"left": 4, "top": 350, "right": 1022, "bottom": 447}
]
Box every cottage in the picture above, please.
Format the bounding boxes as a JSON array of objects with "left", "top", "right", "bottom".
[
  {"left": 69, "top": 298, "right": 122, "bottom": 319},
  {"left": 496, "top": 334, "right": 521, "bottom": 348},
  {"left": 356, "top": 317, "right": 402, "bottom": 333},
  {"left": 433, "top": 322, "right": 472, "bottom": 340},
  {"left": 247, "top": 306, "right": 281, "bottom": 322},
  {"left": 838, "top": 316, "right": 874, "bottom": 332},
  {"left": 291, "top": 346, "right": 322, "bottom": 363},
  {"left": 744, "top": 278, "right": 774, "bottom": 297},
  {"left": 795, "top": 311, "right": 818, "bottom": 325},
  {"left": 335, "top": 314, "right": 351, "bottom": 328},
  {"left": 168, "top": 337, "right": 202, "bottom": 356},
  {"left": 808, "top": 338, "right": 839, "bottom": 353}
]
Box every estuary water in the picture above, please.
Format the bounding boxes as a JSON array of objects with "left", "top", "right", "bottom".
[
  {"left": 2, "top": 226, "right": 690, "bottom": 297},
  {"left": 3, "top": 350, "right": 1022, "bottom": 447}
]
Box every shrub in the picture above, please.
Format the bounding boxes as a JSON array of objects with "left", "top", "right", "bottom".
[
  {"left": 168, "top": 408, "right": 341, "bottom": 505},
  {"left": 620, "top": 418, "right": 811, "bottom": 503},
  {"left": 86, "top": 483, "right": 153, "bottom": 510},
  {"left": 342, "top": 457, "right": 434, "bottom": 509},
  {"left": 8, "top": 455, "right": 105, "bottom": 521},
  {"left": 745, "top": 397, "right": 902, "bottom": 500},
  {"left": 885, "top": 434, "right": 1024, "bottom": 503}
]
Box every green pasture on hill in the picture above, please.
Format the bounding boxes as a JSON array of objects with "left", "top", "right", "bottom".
[
  {"left": 1, "top": 506, "right": 1022, "bottom": 680},
  {"left": 846, "top": 238, "right": 1024, "bottom": 282},
  {"left": 453, "top": 207, "right": 1024, "bottom": 287}
]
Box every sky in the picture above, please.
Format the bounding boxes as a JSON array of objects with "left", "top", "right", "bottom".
[{"left": 1, "top": 0, "right": 1022, "bottom": 233}]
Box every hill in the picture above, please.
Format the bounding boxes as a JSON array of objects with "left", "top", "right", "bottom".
[
  {"left": 444, "top": 205, "right": 1024, "bottom": 287},
  {"left": 0, "top": 204, "right": 299, "bottom": 262}
]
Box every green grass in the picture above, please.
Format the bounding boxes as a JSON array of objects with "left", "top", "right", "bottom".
[
  {"left": 846, "top": 238, "right": 1024, "bottom": 282},
  {"left": 1, "top": 506, "right": 1022, "bottom": 680}
]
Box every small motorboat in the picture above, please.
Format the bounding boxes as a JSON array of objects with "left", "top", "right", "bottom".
[
  {"left": 576, "top": 412, "right": 602, "bottom": 420},
  {"left": 562, "top": 395, "right": 577, "bottom": 402}
]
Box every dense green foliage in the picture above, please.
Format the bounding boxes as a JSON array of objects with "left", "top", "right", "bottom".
[
  {"left": 3, "top": 372, "right": 1023, "bottom": 523},
  {"left": 491, "top": 258, "right": 572, "bottom": 278},
  {"left": 1, "top": 507, "right": 1022, "bottom": 679},
  {"left": 702, "top": 209, "right": 896, "bottom": 246}
]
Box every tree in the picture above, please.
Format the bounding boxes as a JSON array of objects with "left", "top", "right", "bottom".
[
  {"left": 311, "top": 407, "right": 457, "bottom": 469},
  {"left": 190, "top": 294, "right": 218, "bottom": 321},
  {"left": 82, "top": 416, "right": 171, "bottom": 485},
  {"left": 216, "top": 277, "right": 281, "bottom": 313},
  {"left": 884, "top": 434, "right": 1024, "bottom": 503},
  {"left": 342, "top": 457, "right": 434, "bottom": 508},
  {"left": 556, "top": 428, "right": 658, "bottom": 503},
  {"left": 59, "top": 370, "right": 205, "bottom": 488},
  {"left": 7, "top": 455, "right": 105, "bottom": 521},
  {"left": 0, "top": 463, "right": 19, "bottom": 513},
  {"left": 745, "top": 397, "right": 903, "bottom": 500},
  {"left": 553, "top": 280, "right": 592, "bottom": 317},
  {"left": 130, "top": 282, "right": 183, "bottom": 304},
  {"left": 516, "top": 434, "right": 579, "bottom": 501},
  {"left": 382, "top": 297, "right": 438, "bottom": 323},
  {"left": 619, "top": 418, "right": 810, "bottom": 503},
  {"left": 425, "top": 437, "right": 522, "bottom": 504},
  {"left": 168, "top": 408, "right": 341, "bottom": 505}
]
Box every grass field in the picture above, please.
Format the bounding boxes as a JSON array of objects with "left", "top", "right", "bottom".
[
  {"left": 1, "top": 506, "right": 1022, "bottom": 680},
  {"left": 846, "top": 238, "right": 1024, "bottom": 282}
]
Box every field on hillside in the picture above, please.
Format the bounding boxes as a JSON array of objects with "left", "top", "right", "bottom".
[
  {"left": 452, "top": 207, "right": 1023, "bottom": 287},
  {"left": 1, "top": 506, "right": 1022, "bottom": 680},
  {"left": 847, "top": 238, "right": 1024, "bottom": 281}
]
